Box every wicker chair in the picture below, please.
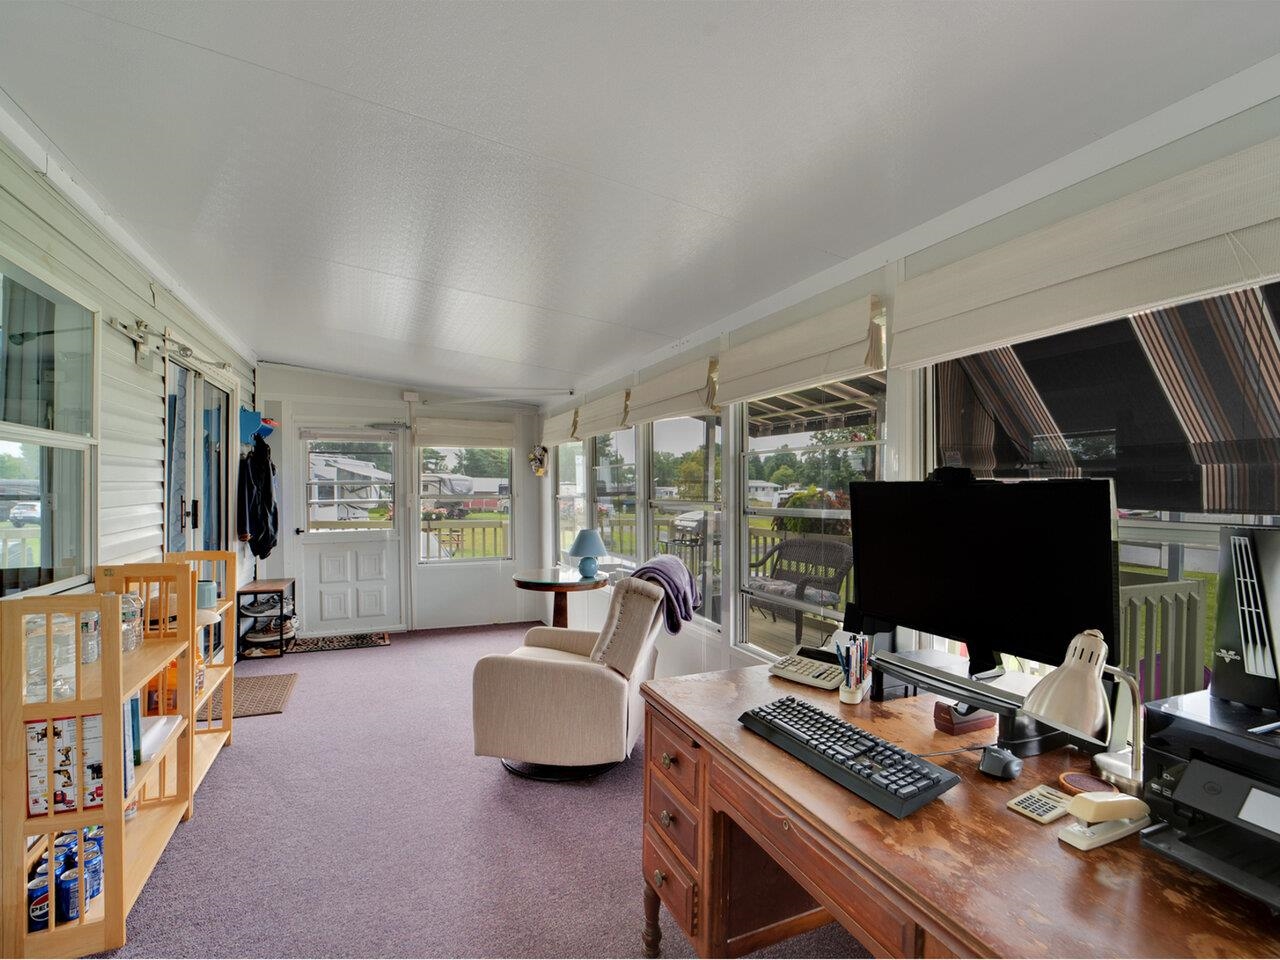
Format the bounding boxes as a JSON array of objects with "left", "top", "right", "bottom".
[{"left": 747, "top": 537, "right": 853, "bottom": 644}]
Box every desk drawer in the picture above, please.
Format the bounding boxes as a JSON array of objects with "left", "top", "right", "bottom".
[
  {"left": 648, "top": 711, "right": 700, "bottom": 804},
  {"left": 711, "top": 759, "right": 914, "bottom": 958},
  {"left": 647, "top": 767, "right": 700, "bottom": 869},
  {"left": 644, "top": 826, "right": 697, "bottom": 936}
]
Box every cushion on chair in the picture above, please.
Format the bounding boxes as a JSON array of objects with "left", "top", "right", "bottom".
[{"left": 590, "top": 578, "right": 665, "bottom": 678}]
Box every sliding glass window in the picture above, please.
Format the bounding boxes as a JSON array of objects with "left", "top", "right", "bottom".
[
  {"left": 420, "top": 446, "right": 512, "bottom": 561},
  {"left": 741, "top": 374, "right": 885, "bottom": 656},
  {"left": 593, "top": 427, "right": 637, "bottom": 564},
  {"left": 0, "top": 257, "right": 93, "bottom": 596},
  {"left": 651, "top": 416, "right": 722, "bottom": 623}
]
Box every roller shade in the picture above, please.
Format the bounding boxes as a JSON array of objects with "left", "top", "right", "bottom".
[
  {"left": 574, "top": 390, "right": 629, "bottom": 439},
  {"left": 412, "top": 417, "right": 514, "bottom": 448},
  {"left": 893, "top": 136, "right": 1280, "bottom": 368},
  {"left": 540, "top": 408, "right": 579, "bottom": 447},
  {"left": 717, "top": 295, "right": 881, "bottom": 406},
  {"left": 628, "top": 357, "right": 717, "bottom": 425}
]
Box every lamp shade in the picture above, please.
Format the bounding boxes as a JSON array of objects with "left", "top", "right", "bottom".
[
  {"left": 567, "top": 528, "right": 607, "bottom": 559},
  {"left": 1021, "top": 629, "right": 1111, "bottom": 745}
]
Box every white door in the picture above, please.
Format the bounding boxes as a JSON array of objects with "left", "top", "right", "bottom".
[{"left": 297, "top": 431, "right": 402, "bottom": 637}]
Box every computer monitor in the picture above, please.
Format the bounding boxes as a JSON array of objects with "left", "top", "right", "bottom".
[{"left": 847, "top": 476, "right": 1119, "bottom": 677}]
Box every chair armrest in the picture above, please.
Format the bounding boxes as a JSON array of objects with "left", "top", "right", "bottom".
[
  {"left": 523, "top": 626, "right": 599, "bottom": 658},
  {"left": 748, "top": 541, "right": 783, "bottom": 570}
]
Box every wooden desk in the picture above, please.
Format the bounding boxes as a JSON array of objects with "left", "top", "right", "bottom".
[{"left": 640, "top": 667, "right": 1280, "bottom": 958}]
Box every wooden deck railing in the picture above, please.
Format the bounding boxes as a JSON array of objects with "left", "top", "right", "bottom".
[
  {"left": 1119, "top": 578, "right": 1208, "bottom": 700},
  {"left": 420, "top": 519, "right": 510, "bottom": 560}
]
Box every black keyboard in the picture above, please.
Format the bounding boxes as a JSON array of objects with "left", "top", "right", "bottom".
[{"left": 739, "top": 696, "right": 960, "bottom": 818}]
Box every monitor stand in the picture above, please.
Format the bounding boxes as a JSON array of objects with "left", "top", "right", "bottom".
[{"left": 871, "top": 647, "right": 1070, "bottom": 758}]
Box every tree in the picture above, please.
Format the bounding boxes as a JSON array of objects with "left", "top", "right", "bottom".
[
  {"left": 770, "top": 464, "right": 797, "bottom": 487},
  {"left": 453, "top": 447, "right": 511, "bottom": 479},
  {"left": 761, "top": 447, "right": 798, "bottom": 482},
  {"left": 676, "top": 450, "right": 708, "bottom": 500},
  {"left": 651, "top": 451, "right": 680, "bottom": 488},
  {"left": 747, "top": 454, "right": 765, "bottom": 481},
  {"left": 0, "top": 452, "right": 35, "bottom": 479},
  {"left": 421, "top": 448, "right": 448, "bottom": 472}
]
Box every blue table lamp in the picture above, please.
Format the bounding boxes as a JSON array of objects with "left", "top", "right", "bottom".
[{"left": 568, "top": 528, "right": 607, "bottom": 577}]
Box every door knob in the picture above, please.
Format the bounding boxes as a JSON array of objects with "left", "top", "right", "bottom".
[
  {"left": 661, "top": 752, "right": 674, "bottom": 769},
  {"left": 294, "top": 527, "right": 305, "bottom": 535},
  {"left": 659, "top": 810, "right": 674, "bottom": 828},
  {"left": 652, "top": 869, "right": 666, "bottom": 888}
]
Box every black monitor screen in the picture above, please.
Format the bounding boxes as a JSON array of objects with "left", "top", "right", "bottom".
[{"left": 848, "top": 478, "right": 1119, "bottom": 671}]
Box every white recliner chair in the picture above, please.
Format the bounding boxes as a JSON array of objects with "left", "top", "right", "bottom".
[{"left": 473, "top": 577, "right": 666, "bottom": 779}]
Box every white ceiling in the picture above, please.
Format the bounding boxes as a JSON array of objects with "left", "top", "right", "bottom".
[{"left": 2, "top": 1, "right": 1280, "bottom": 397}]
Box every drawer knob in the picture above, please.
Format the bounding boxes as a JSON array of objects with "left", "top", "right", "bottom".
[
  {"left": 652, "top": 869, "right": 666, "bottom": 888},
  {"left": 659, "top": 809, "right": 674, "bottom": 828},
  {"left": 661, "top": 752, "right": 675, "bottom": 769}
]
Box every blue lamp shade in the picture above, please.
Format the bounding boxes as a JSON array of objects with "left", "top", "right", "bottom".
[{"left": 567, "top": 528, "right": 607, "bottom": 578}]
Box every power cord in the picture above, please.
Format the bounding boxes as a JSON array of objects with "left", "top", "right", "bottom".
[{"left": 921, "top": 742, "right": 988, "bottom": 757}]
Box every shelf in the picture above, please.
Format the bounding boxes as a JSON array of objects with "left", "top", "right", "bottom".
[
  {"left": 123, "top": 798, "right": 187, "bottom": 913},
  {"left": 192, "top": 728, "right": 231, "bottom": 793},
  {"left": 23, "top": 889, "right": 107, "bottom": 959},
  {"left": 194, "top": 665, "right": 231, "bottom": 715},
  {"left": 125, "top": 716, "right": 188, "bottom": 806}
]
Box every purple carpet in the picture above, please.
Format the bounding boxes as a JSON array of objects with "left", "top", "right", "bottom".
[{"left": 104, "top": 623, "right": 867, "bottom": 958}]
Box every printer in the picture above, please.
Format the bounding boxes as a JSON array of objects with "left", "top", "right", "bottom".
[{"left": 1141, "top": 690, "right": 1280, "bottom": 912}]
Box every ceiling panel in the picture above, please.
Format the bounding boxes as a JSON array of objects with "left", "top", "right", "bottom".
[{"left": 1, "top": 1, "right": 1279, "bottom": 394}]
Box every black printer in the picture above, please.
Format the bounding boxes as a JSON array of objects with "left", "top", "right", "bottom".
[{"left": 1142, "top": 690, "right": 1280, "bottom": 913}]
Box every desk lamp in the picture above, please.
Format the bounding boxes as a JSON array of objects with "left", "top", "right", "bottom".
[
  {"left": 567, "top": 528, "right": 607, "bottom": 577},
  {"left": 1021, "top": 629, "right": 1144, "bottom": 795}
]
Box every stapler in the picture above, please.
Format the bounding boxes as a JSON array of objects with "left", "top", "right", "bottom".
[{"left": 1057, "top": 791, "right": 1151, "bottom": 851}]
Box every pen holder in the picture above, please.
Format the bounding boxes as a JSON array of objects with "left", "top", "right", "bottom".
[{"left": 839, "top": 676, "right": 870, "bottom": 705}]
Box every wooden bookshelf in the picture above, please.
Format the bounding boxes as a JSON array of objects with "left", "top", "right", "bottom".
[
  {"left": 0, "top": 559, "right": 235, "bottom": 958},
  {"left": 166, "top": 551, "right": 237, "bottom": 794}
]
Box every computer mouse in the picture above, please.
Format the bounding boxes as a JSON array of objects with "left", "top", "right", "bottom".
[{"left": 979, "top": 745, "right": 1023, "bottom": 780}]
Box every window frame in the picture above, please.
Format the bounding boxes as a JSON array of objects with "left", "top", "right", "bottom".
[
  {"left": 0, "top": 255, "right": 98, "bottom": 598},
  {"left": 417, "top": 444, "right": 514, "bottom": 563}
]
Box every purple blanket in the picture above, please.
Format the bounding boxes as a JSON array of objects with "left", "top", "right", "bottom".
[{"left": 632, "top": 554, "right": 701, "bottom": 634}]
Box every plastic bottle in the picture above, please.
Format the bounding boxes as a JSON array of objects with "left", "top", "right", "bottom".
[
  {"left": 79, "top": 612, "right": 101, "bottom": 664},
  {"left": 120, "top": 593, "right": 143, "bottom": 653}
]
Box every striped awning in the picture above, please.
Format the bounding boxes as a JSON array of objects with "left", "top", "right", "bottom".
[
  {"left": 957, "top": 347, "right": 1081, "bottom": 478},
  {"left": 1130, "top": 286, "right": 1280, "bottom": 513}
]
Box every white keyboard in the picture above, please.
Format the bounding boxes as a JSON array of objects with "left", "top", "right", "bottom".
[{"left": 769, "top": 653, "right": 844, "bottom": 690}]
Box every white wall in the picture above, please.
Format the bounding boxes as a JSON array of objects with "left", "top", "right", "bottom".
[
  {"left": 0, "top": 136, "right": 255, "bottom": 583},
  {"left": 255, "top": 363, "right": 544, "bottom": 632}
]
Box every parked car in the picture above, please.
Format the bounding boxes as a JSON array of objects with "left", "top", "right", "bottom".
[{"left": 9, "top": 501, "right": 40, "bottom": 527}]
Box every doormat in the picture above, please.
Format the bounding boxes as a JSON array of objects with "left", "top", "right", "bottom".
[
  {"left": 208, "top": 673, "right": 297, "bottom": 720},
  {"left": 285, "top": 632, "right": 391, "bottom": 654}
]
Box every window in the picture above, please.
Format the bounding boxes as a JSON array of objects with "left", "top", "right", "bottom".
[
  {"left": 651, "top": 416, "right": 722, "bottom": 623},
  {"left": 741, "top": 374, "right": 885, "bottom": 656},
  {"left": 419, "top": 446, "right": 512, "bottom": 561},
  {"left": 0, "top": 258, "right": 94, "bottom": 596},
  {"left": 555, "top": 440, "right": 587, "bottom": 562},
  {"left": 932, "top": 281, "right": 1280, "bottom": 687},
  {"left": 593, "top": 427, "right": 637, "bottom": 563},
  {"left": 305, "top": 437, "right": 394, "bottom": 533}
]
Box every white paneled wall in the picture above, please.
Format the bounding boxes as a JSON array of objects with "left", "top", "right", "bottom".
[{"left": 98, "top": 325, "right": 166, "bottom": 565}]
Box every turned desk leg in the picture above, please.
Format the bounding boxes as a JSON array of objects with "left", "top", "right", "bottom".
[{"left": 643, "top": 882, "right": 662, "bottom": 958}]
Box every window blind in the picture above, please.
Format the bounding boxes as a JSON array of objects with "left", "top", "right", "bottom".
[
  {"left": 716, "top": 295, "right": 881, "bottom": 406},
  {"left": 628, "top": 357, "right": 717, "bottom": 425},
  {"left": 411, "top": 417, "right": 515, "bottom": 448},
  {"left": 540, "top": 408, "right": 579, "bottom": 447},
  {"left": 892, "top": 136, "right": 1280, "bottom": 368},
  {"left": 574, "top": 390, "right": 629, "bottom": 439}
]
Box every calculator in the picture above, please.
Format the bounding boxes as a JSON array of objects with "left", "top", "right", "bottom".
[
  {"left": 768, "top": 646, "right": 845, "bottom": 690},
  {"left": 1007, "top": 784, "right": 1074, "bottom": 823}
]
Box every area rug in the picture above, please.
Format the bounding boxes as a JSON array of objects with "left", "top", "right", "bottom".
[
  {"left": 207, "top": 673, "right": 297, "bottom": 719},
  {"left": 285, "top": 632, "right": 391, "bottom": 654}
]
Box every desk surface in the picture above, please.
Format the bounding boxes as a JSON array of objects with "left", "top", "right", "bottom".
[
  {"left": 642, "top": 666, "right": 1280, "bottom": 958},
  {"left": 512, "top": 568, "right": 609, "bottom": 590}
]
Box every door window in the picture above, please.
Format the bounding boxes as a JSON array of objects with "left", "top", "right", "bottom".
[{"left": 305, "top": 437, "right": 395, "bottom": 532}]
